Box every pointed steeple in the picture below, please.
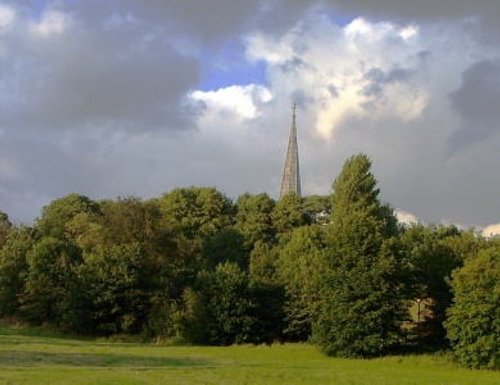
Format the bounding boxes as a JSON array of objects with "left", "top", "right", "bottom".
[{"left": 279, "top": 103, "right": 301, "bottom": 199}]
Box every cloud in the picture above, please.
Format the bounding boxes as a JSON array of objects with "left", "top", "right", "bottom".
[
  {"left": 326, "top": 0, "right": 500, "bottom": 26},
  {"left": 245, "top": 16, "right": 443, "bottom": 139},
  {"left": 0, "top": 3, "right": 200, "bottom": 133},
  {"left": 395, "top": 209, "right": 420, "bottom": 225},
  {"left": 190, "top": 84, "right": 272, "bottom": 121},
  {"left": 0, "top": 3, "right": 15, "bottom": 30},
  {"left": 60, "top": 0, "right": 264, "bottom": 46},
  {"left": 449, "top": 60, "right": 500, "bottom": 152},
  {"left": 30, "top": 10, "right": 69, "bottom": 37},
  {"left": 1, "top": 0, "right": 500, "bottom": 231},
  {"left": 482, "top": 224, "right": 500, "bottom": 238}
]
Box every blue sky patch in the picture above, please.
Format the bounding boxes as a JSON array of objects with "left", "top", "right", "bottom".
[{"left": 198, "top": 39, "right": 267, "bottom": 91}]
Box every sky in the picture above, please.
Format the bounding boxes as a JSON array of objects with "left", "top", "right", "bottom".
[{"left": 0, "top": 1, "right": 499, "bottom": 234}]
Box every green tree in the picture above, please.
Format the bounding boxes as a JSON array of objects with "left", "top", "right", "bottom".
[
  {"left": 248, "top": 241, "right": 285, "bottom": 343},
  {"left": 445, "top": 244, "right": 500, "bottom": 369},
  {"left": 0, "top": 227, "right": 33, "bottom": 317},
  {"left": 302, "top": 195, "right": 331, "bottom": 224},
  {"left": 158, "top": 188, "right": 235, "bottom": 283},
  {"left": 19, "top": 237, "right": 82, "bottom": 328},
  {"left": 399, "top": 225, "right": 468, "bottom": 348},
  {"left": 272, "top": 193, "right": 308, "bottom": 235},
  {"left": 313, "top": 154, "right": 405, "bottom": 357},
  {"left": 204, "top": 262, "right": 256, "bottom": 345},
  {"left": 203, "top": 228, "right": 247, "bottom": 269},
  {"left": 0, "top": 211, "right": 12, "bottom": 248},
  {"left": 175, "top": 262, "right": 256, "bottom": 345},
  {"left": 99, "top": 198, "right": 167, "bottom": 249},
  {"left": 99, "top": 197, "right": 173, "bottom": 285},
  {"left": 79, "top": 244, "right": 148, "bottom": 335},
  {"left": 278, "top": 225, "right": 326, "bottom": 341},
  {"left": 235, "top": 193, "right": 275, "bottom": 250},
  {"left": 159, "top": 187, "right": 234, "bottom": 239},
  {"left": 36, "top": 194, "right": 100, "bottom": 240}
]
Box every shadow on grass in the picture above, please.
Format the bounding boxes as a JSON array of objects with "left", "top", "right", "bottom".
[{"left": 0, "top": 350, "right": 211, "bottom": 368}]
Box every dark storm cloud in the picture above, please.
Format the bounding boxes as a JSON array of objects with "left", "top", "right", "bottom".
[
  {"left": 55, "top": 0, "right": 264, "bottom": 44},
  {"left": 68, "top": 0, "right": 320, "bottom": 41},
  {"left": 122, "top": 0, "right": 263, "bottom": 43},
  {"left": 449, "top": 60, "right": 500, "bottom": 152},
  {"left": 327, "top": 0, "right": 500, "bottom": 24},
  {"left": 0, "top": 8, "right": 200, "bottom": 133}
]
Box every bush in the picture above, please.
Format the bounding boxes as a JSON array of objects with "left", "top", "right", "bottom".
[{"left": 445, "top": 245, "right": 500, "bottom": 369}]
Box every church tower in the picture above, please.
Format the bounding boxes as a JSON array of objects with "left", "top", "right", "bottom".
[{"left": 279, "top": 104, "right": 302, "bottom": 198}]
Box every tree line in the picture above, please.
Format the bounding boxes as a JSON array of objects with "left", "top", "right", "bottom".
[{"left": 0, "top": 154, "right": 498, "bottom": 369}]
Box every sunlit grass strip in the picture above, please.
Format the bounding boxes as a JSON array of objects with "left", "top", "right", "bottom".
[{"left": 0, "top": 324, "right": 498, "bottom": 385}]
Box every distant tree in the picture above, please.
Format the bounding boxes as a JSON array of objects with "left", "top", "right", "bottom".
[
  {"left": 272, "top": 193, "right": 308, "bottom": 235},
  {"left": 278, "top": 225, "right": 326, "bottom": 341},
  {"left": 313, "top": 154, "right": 406, "bottom": 357},
  {"left": 36, "top": 194, "right": 101, "bottom": 240},
  {"left": 249, "top": 240, "right": 279, "bottom": 286},
  {"left": 302, "top": 195, "right": 331, "bottom": 224},
  {"left": 249, "top": 241, "right": 285, "bottom": 343},
  {"left": 99, "top": 198, "right": 166, "bottom": 248},
  {"left": 159, "top": 187, "right": 234, "bottom": 240},
  {"left": 158, "top": 188, "right": 235, "bottom": 281},
  {"left": 175, "top": 262, "right": 256, "bottom": 345},
  {"left": 203, "top": 228, "right": 247, "bottom": 269},
  {"left": 99, "top": 197, "right": 173, "bottom": 280},
  {"left": 19, "top": 237, "right": 81, "bottom": 328},
  {"left": 64, "top": 212, "right": 105, "bottom": 253},
  {"left": 171, "top": 287, "right": 208, "bottom": 343},
  {"left": 445, "top": 244, "right": 500, "bottom": 369},
  {"left": 79, "top": 244, "right": 148, "bottom": 335},
  {"left": 235, "top": 193, "right": 275, "bottom": 250},
  {"left": 0, "top": 211, "right": 12, "bottom": 248},
  {"left": 399, "top": 225, "right": 466, "bottom": 348},
  {"left": 0, "top": 227, "right": 33, "bottom": 317}
]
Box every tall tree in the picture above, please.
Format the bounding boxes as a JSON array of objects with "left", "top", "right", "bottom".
[{"left": 313, "top": 154, "right": 405, "bottom": 357}]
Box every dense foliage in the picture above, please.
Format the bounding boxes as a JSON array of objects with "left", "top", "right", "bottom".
[
  {"left": 0, "top": 154, "right": 498, "bottom": 369},
  {"left": 445, "top": 243, "right": 500, "bottom": 369},
  {"left": 313, "top": 155, "right": 405, "bottom": 357}
]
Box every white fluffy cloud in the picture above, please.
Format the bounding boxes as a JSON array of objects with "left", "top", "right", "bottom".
[
  {"left": 482, "top": 224, "right": 500, "bottom": 238},
  {"left": 244, "top": 16, "right": 461, "bottom": 140},
  {"left": 190, "top": 84, "right": 272, "bottom": 121}
]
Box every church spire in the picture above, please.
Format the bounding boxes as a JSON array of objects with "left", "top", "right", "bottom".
[{"left": 279, "top": 103, "right": 301, "bottom": 199}]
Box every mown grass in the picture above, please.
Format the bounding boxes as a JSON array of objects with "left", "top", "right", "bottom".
[{"left": 0, "top": 323, "right": 498, "bottom": 385}]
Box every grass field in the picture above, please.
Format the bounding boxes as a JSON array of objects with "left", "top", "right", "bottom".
[{"left": 0, "top": 324, "right": 498, "bottom": 385}]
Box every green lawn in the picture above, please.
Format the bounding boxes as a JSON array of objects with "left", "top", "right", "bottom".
[{"left": 0, "top": 324, "right": 498, "bottom": 385}]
